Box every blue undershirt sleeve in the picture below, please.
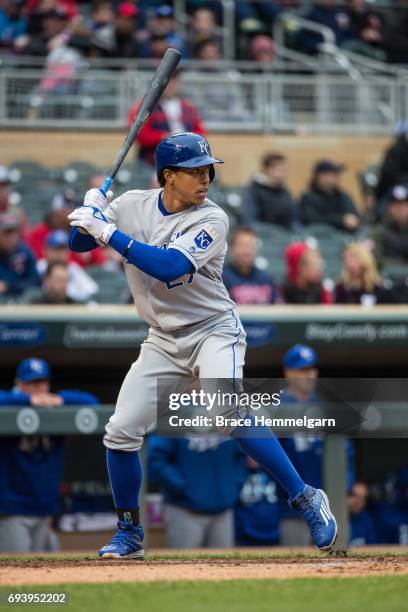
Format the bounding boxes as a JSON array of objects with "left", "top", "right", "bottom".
[
  {"left": 108, "top": 229, "right": 194, "bottom": 282},
  {"left": 69, "top": 228, "right": 99, "bottom": 253},
  {"left": 0, "top": 390, "right": 32, "bottom": 406}
]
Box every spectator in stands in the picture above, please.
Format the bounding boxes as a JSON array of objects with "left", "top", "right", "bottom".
[
  {"left": 0, "top": 213, "right": 40, "bottom": 299},
  {"left": 383, "top": 3, "right": 408, "bottom": 65},
  {"left": 235, "top": 456, "right": 280, "bottom": 546},
  {"left": 187, "top": 7, "right": 222, "bottom": 58},
  {"left": 342, "top": 0, "right": 386, "bottom": 62},
  {"left": 195, "top": 36, "right": 222, "bottom": 62},
  {"left": 29, "top": 260, "right": 80, "bottom": 304},
  {"left": 87, "top": 1, "right": 115, "bottom": 32},
  {"left": 0, "top": 0, "right": 27, "bottom": 49},
  {"left": 376, "top": 129, "right": 408, "bottom": 204},
  {"left": 27, "top": 189, "right": 105, "bottom": 267},
  {"left": 348, "top": 481, "right": 377, "bottom": 546},
  {"left": 148, "top": 434, "right": 246, "bottom": 548},
  {"left": 18, "top": 5, "right": 71, "bottom": 56},
  {"left": 335, "top": 242, "right": 390, "bottom": 305},
  {"left": 93, "top": 1, "right": 140, "bottom": 59},
  {"left": 249, "top": 35, "right": 276, "bottom": 67},
  {"left": 37, "top": 230, "right": 98, "bottom": 303},
  {"left": 0, "top": 357, "right": 99, "bottom": 552},
  {"left": 295, "top": 0, "right": 355, "bottom": 55},
  {"left": 139, "top": 4, "right": 187, "bottom": 59},
  {"left": 0, "top": 166, "right": 11, "bottom": 212},
  {"left": 299, "top": 160, "right": 360, "bottom": 233},
  {"left": 241, "top": 152, "right": 296, "bottom": 229},
  {"left": 26, "top": 1, "right": 78, "bottom": 26},
  {"left": 223, "top": 227, "right": 278, "bottom": 305},
  {"left": 282, "top": 242, "right": 333, "bottom": 304},
  {"left": 144, "top": 32, "right": 169, "bottom": 60},
  {"left": 128, "top": 70, "right": 206, "bottom": 165},
  {"left": 279, "top": 344, "right": 355, "bottom": 545},
  {"left": 371, "top": 185, "right": 408, "bottom": 266}
]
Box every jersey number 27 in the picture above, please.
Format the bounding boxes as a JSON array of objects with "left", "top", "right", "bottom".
[{"left": 165, "top": 274, "right": 194, "bottom": 290}]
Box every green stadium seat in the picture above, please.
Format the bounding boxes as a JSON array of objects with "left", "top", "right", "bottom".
[
  {"left": 63, "top": 161, "right": 100, "bottom": 187},
  {"left": 381, "top": 263, "right": 408, "bottom": 282},
  {"left": 9, "top": 160, "right": 49, "bottom": 181},
  {"left": 252, "top": 222, "right": 291, "bottom": 242},
  {"left": 86, "top": 266, "right": 130, "bottom": 304}
]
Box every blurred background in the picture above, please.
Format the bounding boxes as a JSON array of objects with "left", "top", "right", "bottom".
[{"left": 0, "top": 0, "right": 407, "bottom": 553}]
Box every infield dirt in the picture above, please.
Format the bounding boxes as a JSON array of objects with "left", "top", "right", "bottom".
[{"left": 1, "top": 549, "right": 407, "bottom": 585}]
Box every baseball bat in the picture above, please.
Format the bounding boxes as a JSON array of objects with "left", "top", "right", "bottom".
[{"left": 100, "top": 47, "right": 181, "bottom": 196}]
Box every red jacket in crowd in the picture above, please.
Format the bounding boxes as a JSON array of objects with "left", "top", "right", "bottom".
[{"left": 127, "top": 99, "right": 206, "bottom": 166}]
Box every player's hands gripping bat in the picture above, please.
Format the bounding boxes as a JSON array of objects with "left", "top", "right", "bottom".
[{"left": 76, "top": 47, "right": 181, "bottom": 234}]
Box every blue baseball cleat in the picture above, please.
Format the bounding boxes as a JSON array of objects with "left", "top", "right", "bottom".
[
  {"left": 290, "top": 485, "right": 338, "bottom": 550},
  {"left": 99, "top": 521, "right": 145, "bottom": 559}
]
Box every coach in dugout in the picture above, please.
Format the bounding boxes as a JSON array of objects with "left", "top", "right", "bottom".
[
  {"left": 148, "top": 433, "right": 246, "bottom": 548},
  {"left": 279, "top": 345, "right": 355, "bottom": 546},
  {"left": 0, "top": 358, "right": 99, "bottom": 553}
]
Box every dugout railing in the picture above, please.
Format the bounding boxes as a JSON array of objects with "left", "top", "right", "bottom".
[{"left": 0, "top": 403, "right": 406, "bottom": 549}]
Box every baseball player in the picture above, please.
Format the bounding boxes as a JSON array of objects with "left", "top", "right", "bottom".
[{"left": 68, "top": 132, "right": 337, "bottom": 558}]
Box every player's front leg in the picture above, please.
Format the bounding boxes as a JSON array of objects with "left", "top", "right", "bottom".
[
  {"left": 196, "top": 325, "right": 337, "bottom": 551},
  {"left": 232, "top": 420, "right": 337, "bottom": 550}
]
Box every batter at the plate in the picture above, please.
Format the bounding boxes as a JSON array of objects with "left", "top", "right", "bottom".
[{"left": 68, "top": 132, "right": 337, "bottom": 558}]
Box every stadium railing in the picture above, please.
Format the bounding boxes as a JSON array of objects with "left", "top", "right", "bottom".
[{"left": 0, "top": 66, "right": 406, "bottom": 134}]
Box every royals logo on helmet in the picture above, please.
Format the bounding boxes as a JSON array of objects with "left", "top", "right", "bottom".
[{"left": 198, "top": 140, "right": 209, "bottom": 155}]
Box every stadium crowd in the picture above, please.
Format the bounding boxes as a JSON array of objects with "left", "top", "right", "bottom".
[
  {"left": 0, "top": 1, "right": 407, "bottom": 64},
  {"left": 2, "top": 122, "right": 408, "bottom": 305}
]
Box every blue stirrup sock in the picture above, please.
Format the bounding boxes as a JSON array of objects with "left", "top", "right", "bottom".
[
  {"left": 106, "top": 448, "right": 143, "bottom": 524},
  {"left": 234, "top": 421, "right": 305, "bottom": 500}
]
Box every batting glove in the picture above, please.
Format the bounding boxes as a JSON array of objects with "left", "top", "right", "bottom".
[
  {"left": 69, "top": 206, "right": 117, "bottom": 245},
  {"left": 83, "top": 188, "right": 113, "bottom": 212}
]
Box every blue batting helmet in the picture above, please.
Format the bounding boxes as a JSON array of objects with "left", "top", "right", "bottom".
[{"left": 155, "top": 132, "right": 223, "bottom": 184}]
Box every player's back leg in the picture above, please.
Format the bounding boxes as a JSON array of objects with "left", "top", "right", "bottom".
[{"left": 100, "top": 339, "right": 190, "bottom": 559}]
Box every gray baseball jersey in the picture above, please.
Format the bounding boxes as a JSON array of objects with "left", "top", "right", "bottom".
[{"left": 104, "top": 188, "right": 235, "bottom": 332}]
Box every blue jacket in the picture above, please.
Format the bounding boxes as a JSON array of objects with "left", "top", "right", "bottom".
[
  {"left": 0, "top": 388, "right": 99, "bottom": 516},
  {"left": 349, "top": 510, "right": 377, "bottom": 546},
  {"left": 372, "top": 502, "right": 408, "bottom": 544},
  {"left": 0, "top": 242, "right": 40, "bottom": 296},
  {"left": 235, "top": 464, "right": 280, "bottom": 545},
  {"left": 0, "top": 9, "right": 27, "bottom": 44},
  {"left": 148, "top": 434, "right": 246, "bottom": 514},
  {"left": 223, "top": 263, "right": 278, "bottom": 305}
]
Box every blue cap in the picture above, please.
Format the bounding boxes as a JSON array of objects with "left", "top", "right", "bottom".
[
  {"left": 16, "top": 358, "right": 50, "bottom": 382},
  {"left": 46, "top": 230, "right": 69, "bottom": 248},
  {"left": 284, "top": 345, "right": 317, "bottom": 369},
  {"left": 155, "top": 5, "right": 173, "bottom": 17},
  {"left": 314, "top": 160, "right": 345, "bottom": 174}
]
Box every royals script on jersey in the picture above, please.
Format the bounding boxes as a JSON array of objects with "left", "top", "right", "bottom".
[{"left": 105, "top": 188, "right": 235, "bottom": 331}]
